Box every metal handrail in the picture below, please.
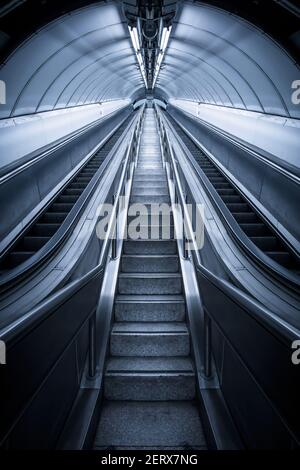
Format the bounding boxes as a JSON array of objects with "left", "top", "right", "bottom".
[
  {"left": 0, "top": 106, "right": 145, "bottom": 373},
  {"left": 154, "top": 103, "right": 300, "bottom": 379}
]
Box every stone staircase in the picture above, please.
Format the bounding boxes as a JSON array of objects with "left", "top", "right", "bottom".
[{"left": 94, "top": 109, "right": 206, "bottom": 450}]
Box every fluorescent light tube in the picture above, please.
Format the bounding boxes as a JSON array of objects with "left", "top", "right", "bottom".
[
  {"left": 129, "top": 26, "right": 148, "bottom": 88},
  {"left": 152, "top": 26, "right": 171, "bottom": 89}
]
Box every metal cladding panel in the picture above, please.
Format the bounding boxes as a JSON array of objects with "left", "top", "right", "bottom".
[
  {"left": 158, "top": 1, "right": 300, "bottom": 118},
  {"left": 0, "top": 1, "right": 144, "bottom": 118}
]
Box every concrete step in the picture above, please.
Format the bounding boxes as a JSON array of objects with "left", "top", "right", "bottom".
[
  {"left": 126, "top": 225, "right": 174, "bottom": 240},
  {"left": 127, "top": 213, "right": 174, "bottom": 226},
  {"left": 94, "top": 401, "right": 207, "bottom": 450},
  {"left": 118, "top": 273, "right": 182, "bottom": 295},
  {"left": 115, "top": 295, "right": 186, "bottom": 322},
  {"left": 104, "top": 357, "right": 195, "bottom": 401},
  {"left": 134, "top": 173, "right": 166, "bottom": 181},
  {"left": 138, "top": 165, "right": 163, "bottom": 171},
  {"left": 130, "top": 195, "right": 170, "bottom": 204},
  {"left": 138, "top": 160, "right": 162, "bottom": 164},
  {"left": 138, "top": 160, "right": 161, "bottom": 162},
  {"left": 131, "top": 188, "right": 169, "bottom": 196},
  {"left": 127, "top": 204, "right": 173, "bottom": 217},
  {"left": 123, "top": 240, "right": 177, "bottom": 255},
  {"left": 121, "top": 255, "right": 178, "bottom": 273},
  {"left": 134, "top": 169, "right": 164, "bottom": 175},
  {"left": 138, "top": 158, "right": 162, "bottom": 163},
  {"left": 133, "top": 181, "right": 168, "bottom": 189},
  {"left": 110, "top": 322, "right": 190, "bottom": 357}
]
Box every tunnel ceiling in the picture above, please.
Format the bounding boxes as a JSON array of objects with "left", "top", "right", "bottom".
[
  {"left": 156, "top": 1, "right": 300, "bottom": 118},
  {"left": 0, "top": 0, "right": 299, "bottom": 119},
  {"left": 0, "top": 1, "right": 145, "bottom": 118}
]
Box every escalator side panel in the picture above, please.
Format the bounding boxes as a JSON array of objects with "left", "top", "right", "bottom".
[
  {"left": 167, "top": 111, "right": 300, "bottom": 272},
  {"left": 167, "top": 105, "right": 300, "bottom": 255},
  {"left": 0, "top": 106, "right": 132, "bottom": 251},
  {"left": 0, "top": 116, "right": 132, "bottom": 272}
]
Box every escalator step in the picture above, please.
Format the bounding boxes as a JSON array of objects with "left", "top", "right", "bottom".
[
  {"left": 267, "top": 252, "right": 292, "bottom": 266},
  {"left": 58, "top": 195, "right": 79, "bottom": 203},
  {"left": 69, "top": 183, "right": 87, "bottom": 189},
  {"left": 226, "top": 203, "right": 249, "bottom": 212},
  {"left": 209, "top": 177, "right": 227, "bottom": 182},
  {"left": 75, "top": 177, "right": 92, "bottom": 182},
  {"left": 198, "top": 162, "right": 215, "bottom": 167},
  {"left": 82, "top": 167, "right": 97, "bottom": 172},
  {"left": 232, "top": 213, "right": 259, "bottom": 223},
  {"left": 212, "top": 183, "right": 231, "bottom": 189},
  {"left": 5, "top": 251, "right": 35, "bottom": 268},
  {"left": 221, "top": 195, "right": 243, "bottom": 203},
  {"left": 217, "top": 189, "right": 236, "bottom": 195},
  {"left": 32, "top": 224, "right": 60, "bottom": 236},
  {"left": 250, "top": 236, "right": 279, "bottom": 251},
  {"left": 42, "top": 213, "right": 67, "bottom": 223},
  {"left": 240, "top": 223, "right": 270, "bottom": 236},
  {"left": 201, "top": 167, "right": 219, "bottom": 172},
  {"left": 65, "top": 188, "right": 83, "bottom": 195},
  {"left": 197, "top": 159, "right": 213, "bottom": 164},
  {"left": 202, "top": 171, "right": 221, "bottom": 177},
  {"left": 21, "top": 236, "right": 51, "bottom": 251},
  {"left": 50, "top": 203, "right": 74, "bottom": 212}
]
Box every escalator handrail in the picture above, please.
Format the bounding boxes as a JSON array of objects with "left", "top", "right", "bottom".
[
  {"left": 0, "top": 105, "right": 145, "bottom": 344},
  {"left": 0, "top": 109, "right": 142, "bottom": 291},
  {"left": 159, "top": 108, "right": 300, "bottom": 292}
]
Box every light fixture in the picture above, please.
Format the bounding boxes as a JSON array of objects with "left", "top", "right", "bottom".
[
  {"left": 129, "top": 26, "right": 148, "bottom": 88},
  {"left": 152, "top": 26, "right": 171, "bottom": 89}
]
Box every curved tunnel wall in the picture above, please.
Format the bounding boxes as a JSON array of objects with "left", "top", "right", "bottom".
[
  {"left": 0, "top": 1, "right": 144, "bottom": 119},
  {"left": 1, "top": 0, "right": 299, "bottom": 120},
  {"left": 156, "top": 1, "right": 300, "bottom": 119},
  {"left": 0, "top": 0, "right": 299, "bottom": 172}
]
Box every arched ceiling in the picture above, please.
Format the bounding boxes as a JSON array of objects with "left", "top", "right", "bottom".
[
  {"left": 156, "top": 1, "right": 300, "bottom": 118},
  {"left": 0, "top": 1, "right": 145, "bottom": 118},
  {"left": 0, "top": 1, "right": 299, "bottom": 119}
]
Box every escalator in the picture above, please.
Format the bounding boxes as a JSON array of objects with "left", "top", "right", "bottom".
[
  {"left": 1, "top": 107, "right": 298, "bottom": 451},
  {"left": 167, "top": 115, "right": 300, "bottom": 273},
  {"left": 0, "top": 116, "right": 132, "bottom": 272}
]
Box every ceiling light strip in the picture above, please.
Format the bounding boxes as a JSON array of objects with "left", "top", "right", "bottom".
[
  {"left": 129, "top": 26, "right": 148, "bottom": 88},
  {"left": 152, "top": 26, "right": 172, "bottom": 89}
]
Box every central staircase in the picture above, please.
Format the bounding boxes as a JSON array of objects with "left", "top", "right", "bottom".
[{"left": 94, "top": 109, "right": 206, "bottom": 450}]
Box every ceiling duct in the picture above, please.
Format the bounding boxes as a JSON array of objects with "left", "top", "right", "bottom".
[{"left": 142, "top": 19, "right": 158, "bottom": 40}]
